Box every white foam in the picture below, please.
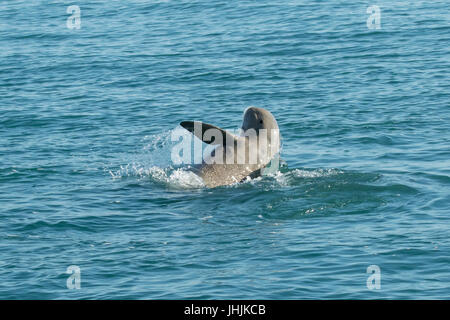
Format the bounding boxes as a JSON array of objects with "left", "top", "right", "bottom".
[
  {"left": 110, "top": 164, "right": 204, "bottom": 189},
  {"left": 291, "top": 168, "right": 343, "bottom": 178}
]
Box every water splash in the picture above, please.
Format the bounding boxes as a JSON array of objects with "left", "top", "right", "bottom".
[
  {"left": 108, "top": 130, "right": 355, "bottom": 190},
  {"left": 110, "top": 164, "right": 205, "bottom": 188},
  {"left": 108, "top": 129, "right": 205, "bottom": 188}
]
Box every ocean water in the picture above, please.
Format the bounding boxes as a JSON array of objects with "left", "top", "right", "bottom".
[{"left": 0, "top": 0, "right": 449, "bottom": 299}]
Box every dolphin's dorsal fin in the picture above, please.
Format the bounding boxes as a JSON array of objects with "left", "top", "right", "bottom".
[{"left": 180, "top": 121, "right": 238, "bottom": 146}]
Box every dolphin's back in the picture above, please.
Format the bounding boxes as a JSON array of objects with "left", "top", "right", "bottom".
[{"left": 198, "top": 163, "right": 261, "bottom": 188}]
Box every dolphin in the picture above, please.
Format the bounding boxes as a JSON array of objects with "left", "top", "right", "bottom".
[{"left": 180, "top": 107, "right": 281, "bottom": 188}]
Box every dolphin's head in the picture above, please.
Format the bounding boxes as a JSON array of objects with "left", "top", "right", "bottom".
[
  {"left": 241, "top": 107, "right": 279, "bottom": 132},
  {"left": 241, "top": 107, "right": 280, "bottom": 161}
]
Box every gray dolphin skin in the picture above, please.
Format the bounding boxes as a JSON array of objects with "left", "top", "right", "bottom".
[{"left": 180, "top": 107, "right": 281, "bottom": 188}]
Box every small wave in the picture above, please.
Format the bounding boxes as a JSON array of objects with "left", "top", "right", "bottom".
[{"left": 234, "top": 167, "right": 347, "bottom": 189}]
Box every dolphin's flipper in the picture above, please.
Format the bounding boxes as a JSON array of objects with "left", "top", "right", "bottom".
[
  {"left": 242, "top": 168, "right": 262, "bottom": 181},
  {"left": 180, "top": 121, "right": 238, "bottom": 146}
]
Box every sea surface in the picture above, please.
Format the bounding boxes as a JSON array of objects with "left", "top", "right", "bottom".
[{"left": 0, "top": 0, "right": 449, "bottom": 299}]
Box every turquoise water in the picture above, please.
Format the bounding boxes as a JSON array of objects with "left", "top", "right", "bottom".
[{"left": 0, "top": 0, "right": 449, "bottom": 299}]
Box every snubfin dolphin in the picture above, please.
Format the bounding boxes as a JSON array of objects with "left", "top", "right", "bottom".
[{"left": 180, "top": 107, "right": 281, "bottom": 188}]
